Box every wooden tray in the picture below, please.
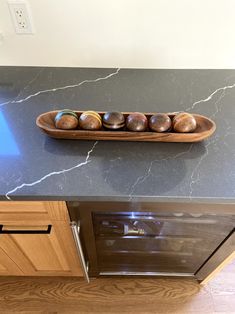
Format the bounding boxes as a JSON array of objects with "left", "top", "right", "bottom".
[{"left": 36, "top": 111, "right": 216, "bottom": 142}]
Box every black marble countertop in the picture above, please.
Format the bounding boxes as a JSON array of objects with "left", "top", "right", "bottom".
[{"left": 0, "top": 66, "right": 235, "bottom": 203}]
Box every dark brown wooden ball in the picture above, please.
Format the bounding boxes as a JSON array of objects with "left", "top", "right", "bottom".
[
  {"left": 126, "top": 112, "right": 148, "bottom": 132},
  {"left": 79, "top": 111, "right": 102, "bottom": 130},
  {"left": 54, "top": 110, "right": 78, "bottom": 129},
  {"left": 173, "top": 112, "right": 197, "bottom": 133},
  {"left": 103, "top": 112, "right": 125, "bottom": 130},
  {"left": 149, "top": 113, "right": 172, "bottom": 132}
]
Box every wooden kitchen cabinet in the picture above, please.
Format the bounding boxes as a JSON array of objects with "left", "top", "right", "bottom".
[{"left": 0, "top": 201, "right": 83, "bottom": 277}]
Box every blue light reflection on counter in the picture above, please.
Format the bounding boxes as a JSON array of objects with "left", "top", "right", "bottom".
[{"left": 0, "top": 111, "right": 20, "bottom": 156}]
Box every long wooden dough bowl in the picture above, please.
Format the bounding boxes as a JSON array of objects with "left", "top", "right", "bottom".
[{"left": 36, "top": 111, "right": 216, "bottom": 143}]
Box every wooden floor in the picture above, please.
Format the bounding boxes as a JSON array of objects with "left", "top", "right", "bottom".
[{"left": 0, "top": 259, "right": 234, "bottom": 314}]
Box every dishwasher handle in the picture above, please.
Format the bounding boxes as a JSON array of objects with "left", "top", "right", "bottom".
[{"left": 70, "top": 221, "right": 89, "bottom": 283}]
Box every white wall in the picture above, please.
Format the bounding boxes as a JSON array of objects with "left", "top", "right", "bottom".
[{"left": 0, "top": 0, "right": 235, "bottom": 68}]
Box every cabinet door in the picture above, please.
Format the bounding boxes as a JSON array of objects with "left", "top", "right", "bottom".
[
  {"left": 0, "top": 220, "right": 83, "bottom": 276},
  {"left": 0, "top": 246, "right": 23, "bottom": 275}
]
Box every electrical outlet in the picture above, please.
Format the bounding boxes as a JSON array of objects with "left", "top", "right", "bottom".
[{"left": 8, "top": 0, "right": 34, "bottom": 34}]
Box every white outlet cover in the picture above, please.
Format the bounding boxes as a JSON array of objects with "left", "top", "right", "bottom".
[{"left": 8, "top": 0, "right": 35, "bottom": 34}]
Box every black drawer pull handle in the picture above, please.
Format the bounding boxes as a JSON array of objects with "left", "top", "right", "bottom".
[{"left": 0, "top": 224, "right": 52, "bottom": 234}]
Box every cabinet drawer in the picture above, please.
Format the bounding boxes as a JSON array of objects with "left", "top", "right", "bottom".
[
  {"left": 0, "top": 201, "right": 69, "bottom": 222},
  {"left": 0, "top": 201, "right": 47, "bottom": 213}
]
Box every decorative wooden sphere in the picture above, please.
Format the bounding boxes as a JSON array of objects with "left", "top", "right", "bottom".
[
  {"left": 103, "top": 111, "right": 125, "bottom": 130},
  {"left": 149, "top": 113, "right": 172, "bottom": 132},
  {"left": 173, "top": 112, "right": 197, "bottom": 133},
  {"left": 54, "top": 109, "right": 78, "bottom": 130},
  {"left": 79, "top": 111, "right": 102, "bottom": 130},
  {"left": 126, "top": 112, "right": 148, "bottom": 132}
]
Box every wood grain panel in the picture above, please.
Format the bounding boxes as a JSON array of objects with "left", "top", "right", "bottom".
[
  {"left": 0, "top": 259, "right": 234, "bottom": 313},
  {"left": 0, "top": 201, "right": 47, "bottom": 213},
  {"left": 0, "top": 201, "right": 83, "bottom": 277},
  {"left": 0, "top": 243, "right": 25, "bottom": 275},
  {"left": 0, "top": 214, "right": 51, "bottom": 224},
  {"left": 10, "top": 232, "right": 69, "bottom": 272},
  {"left": 0, "top": 262, "right": 6, "bottom": 270},
  {"left": 0, "top": 201, "right": 69, "bottom": 222},
  {"left": 45, "top": 201, "right": 70, "bottom": 221},
  {"left": 0, "top": 277, "right": 213, "bottom": 313},
  {"left": 0, "top": 220, "right": 83, "bottom": 276},
  {"left": 0, "top": 234, "right": 36, "bottom": 274},
  {"left": 51, "top": 220, "right": 84, "bottom": 276}
]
